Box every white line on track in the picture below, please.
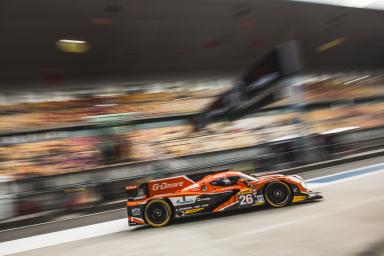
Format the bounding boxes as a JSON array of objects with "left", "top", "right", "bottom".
[
  {"left": 0, "top": 219, "right": 132, "bottom": 255},
  {"left": 1, "top": 162, "right": 384, "bottom": 255},
  {"left": 307, "top": 163, "right": 384, "bottom": 189},
  {"left": 307, "top": 169, "right": 384, "bottom": 189},
  {"left": 0, "top": 208, "right": 124, "bottom": 234},
  {"left": 306, "top": 162, "right": 384, "bottom": 182}
]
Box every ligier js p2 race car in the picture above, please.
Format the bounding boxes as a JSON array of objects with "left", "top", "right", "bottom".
[{"left": 126, "top": 170, "right": 322, "bottom": 227}]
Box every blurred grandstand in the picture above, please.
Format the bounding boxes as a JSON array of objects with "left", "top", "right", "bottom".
[{"left": 0, "top": 73, "right": 383, "bottom": 222}]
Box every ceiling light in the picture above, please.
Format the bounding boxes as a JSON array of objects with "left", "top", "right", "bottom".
[
  {"left": 56, "top": 39, "right": 90, "bottom": 53},
  {"left": 317, "top": 37, "right": 346, "bottom": 53}
]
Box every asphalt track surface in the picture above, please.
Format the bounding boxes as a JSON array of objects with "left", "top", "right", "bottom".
[{"left": 1, "top": 156, "right": 384, "bottom": 256}]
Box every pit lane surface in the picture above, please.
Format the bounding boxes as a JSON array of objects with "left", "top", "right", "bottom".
[{"left": 1, "top": 157, "right": 384, "bottom": 256}]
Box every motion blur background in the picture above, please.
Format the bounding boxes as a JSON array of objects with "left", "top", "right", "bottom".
[{"left": 0, "top": 0, "right": 383, "bottom": 226}]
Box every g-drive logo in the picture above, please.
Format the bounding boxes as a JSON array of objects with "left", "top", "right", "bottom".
[{"left": 152, "top": 181, "right": 184, "bottom": 191}]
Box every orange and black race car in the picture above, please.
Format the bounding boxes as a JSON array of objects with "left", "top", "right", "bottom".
[{"left": 126, "top": 170, "right": 322, "bottom": 227}]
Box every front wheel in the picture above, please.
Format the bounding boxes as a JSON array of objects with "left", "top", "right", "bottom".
[
  {"left": 144, "top": 199, "right": 173, "bottom": 227},
  {"left": 264, "top": 181, "right": 292, "bottom": 208}
]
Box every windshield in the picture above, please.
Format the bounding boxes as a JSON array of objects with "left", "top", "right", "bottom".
[{"left": 239, "top": 173, "right": 258, "bottom": 182}]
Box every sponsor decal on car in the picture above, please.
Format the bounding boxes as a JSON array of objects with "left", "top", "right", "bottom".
[
  {"left": 147, "top": 176, "right": 195, "bottom": 197},
  {"left": 292, "top": 195, "right": 307, "bottom": 203},
  {"left": 197, "top": 197, "right": 211, "bottom": 202},
  {"left": 131, "top": 207, "right": 141, "bottom": 216},
  {"left": 238, "top": 188, "right": 253, "bottom": 195},
  {"left": 152, "top": 181, "right": 184, "bottom": 191},
  {"left": 184, "top": 208, "right": 204, "bottom": 215},
  {"left": 179, "top": 206, "right": 192, "bottom": 211},
  {"left": 170, "top": 196, "right": 197, "bottom": 206},
  {"left": 176, "top": 198, "right": 195, "bottom": 205}
]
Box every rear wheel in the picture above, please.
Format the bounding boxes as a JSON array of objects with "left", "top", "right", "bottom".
[
  {"left": 144, "top": 199, "right": 172, "bottom": 227},
  {"left": 264, "top": 181, "right": 292, "bottom": 208}
]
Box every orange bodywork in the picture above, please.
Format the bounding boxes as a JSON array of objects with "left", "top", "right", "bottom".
[{"left": 126, "top": 170, "right": 314, "bottom": 226}]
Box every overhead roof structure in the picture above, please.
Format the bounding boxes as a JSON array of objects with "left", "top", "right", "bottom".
[{"left": 0, "top": 0, "right": 383, "bottom": 91}]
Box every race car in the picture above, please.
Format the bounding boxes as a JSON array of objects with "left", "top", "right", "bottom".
[{"left": 126, "top": 170, "right": 322, "bottom": 227}]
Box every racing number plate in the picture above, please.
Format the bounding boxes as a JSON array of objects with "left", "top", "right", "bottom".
[
  {"left": 238, "top": 193, "right": 264, "bottom": 207},
  {"left": 238, "top": 193, "right": 256, "bottom": 207}
]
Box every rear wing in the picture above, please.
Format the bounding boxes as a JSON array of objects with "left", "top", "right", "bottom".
[
  {"left": 126, "top": 170, "right": 230, "bottom": 200},
  {"left": 126, "top": 175, "right": 194, "bottom": 200}
]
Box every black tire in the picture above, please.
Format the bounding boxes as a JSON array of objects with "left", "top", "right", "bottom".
[
  {"left": 144, "top": 199, "right": 172, "bottom": 227},
  {"left": 264, "top": 181, "right": 292, "bottom": 208}
]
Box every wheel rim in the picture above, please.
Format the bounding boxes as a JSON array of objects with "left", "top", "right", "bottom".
[
  {"left": 146, "top": 202, "right": 170, "bottom": 225},
  {"left": 265, "top": 182, "right": 291, "bottom": 206}
]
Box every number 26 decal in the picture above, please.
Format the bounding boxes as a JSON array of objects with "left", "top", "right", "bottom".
[{"left": 238, "top": 194, "right": 254, "bottom": 205}]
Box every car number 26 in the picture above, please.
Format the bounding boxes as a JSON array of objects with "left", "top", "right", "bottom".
[{"left": 238, "top": 194, "right": 254, "bottom": 205}]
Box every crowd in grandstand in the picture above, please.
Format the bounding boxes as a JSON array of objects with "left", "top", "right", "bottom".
[{"left": 0, "top": 78, "right": 383, "bottom": 179}]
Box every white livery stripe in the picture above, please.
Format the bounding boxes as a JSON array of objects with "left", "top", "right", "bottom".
[{"left": 218, "top": 201, "right": 238, "bottom": 211}]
